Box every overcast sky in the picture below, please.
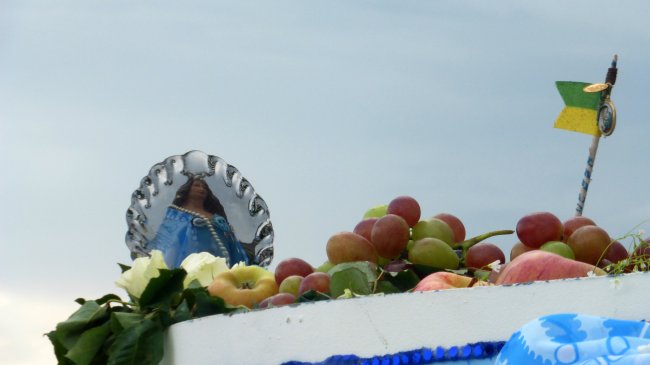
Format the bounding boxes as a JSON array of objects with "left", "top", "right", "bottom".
[{"left": 1, "top": 1, "right": 649, "bottom": 364}]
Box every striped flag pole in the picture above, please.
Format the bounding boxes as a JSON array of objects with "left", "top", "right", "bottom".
[
  {"left": 575, "top": 55, "right": 618, "bottom": 216},
  {"left": 576, "top": 134, "right": 600, "bottom": 216}
]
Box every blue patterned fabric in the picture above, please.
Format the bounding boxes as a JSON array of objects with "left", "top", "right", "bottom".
[
  {"left": 282, "top": 342, "right": 504, "bottom": 365},
  {"left": 495, "top": 313, "right": 650, "bottom": 364},
  {"left": 148, "top": 206, "right": 249, "bottom": 268}
]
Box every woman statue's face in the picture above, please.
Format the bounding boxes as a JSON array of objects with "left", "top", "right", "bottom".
[{"left": 188, "top": 180, "right": 209, "bottom": 201}]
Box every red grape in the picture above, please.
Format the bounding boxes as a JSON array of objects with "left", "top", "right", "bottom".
[
  {"left": 387, "top": 196, "right": 421, "bottom": 227},
  {"left": 466, "top": 243, "right": 505, "bottom": 269},
  {"left": 516, "top": 212, "right": 563, "bottom": 248},
  {"left": 433, "top": 213, "right": 466, "bottom": 243}
]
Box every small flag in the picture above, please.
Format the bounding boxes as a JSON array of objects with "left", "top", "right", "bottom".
[{"left": 554, "top": 81, "right": 603, "bottom": 136}]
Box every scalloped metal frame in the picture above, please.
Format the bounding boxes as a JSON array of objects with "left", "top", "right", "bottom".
[{"left": 125, "top": 150, "right": 274, "bottom": 267}]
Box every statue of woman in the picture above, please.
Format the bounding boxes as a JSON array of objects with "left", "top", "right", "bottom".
[{"left": 148, "top": 177, "right": 250, "bottom": 268}]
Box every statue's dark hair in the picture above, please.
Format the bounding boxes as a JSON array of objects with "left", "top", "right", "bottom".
[{"left": 173, "top": 177, "right": 228, "bottom": 220}]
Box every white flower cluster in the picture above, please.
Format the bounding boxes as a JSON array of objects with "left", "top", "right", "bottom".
[{"left": 115, "top": 250, "right": 228, "bottom": 298}]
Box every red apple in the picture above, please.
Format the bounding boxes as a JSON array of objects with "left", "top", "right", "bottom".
[
  {"left": 414, "top": 272, "right": 491, "bottom": 291},
  {"left": 274, "top": 258, "right": 314, "bottom": 285},
  {"left": 353, "top": 218, "right": 378, "bottom": 242},
  {"left": 259, "top": 293, "right": 296, "bottom": 308},
  {"left": 562, "top": 216, "right": 596, "bottom": 241},
  {"left": 370, "top": 214, "right": 410, "bottom": 259},
  {"left": 516, "top": 212, "right": 563, "bottom": 248},
  {"left": 326, "top": 232, "right": 378, "bottom": 264},
  {"left": 433, "top": 213, "right": 466, "bottom": 243},
  {"left": 387, "top": 196, "right": 421, "bottom": 227},
  {"left": 298, "top": 272, "right": 331, "bottom": 296},
  {"left": 496, "top": 250, "right": 605, "bottom": 285},
  {"left": 465, "top": 243, "right": 505, "bottom": 269}
]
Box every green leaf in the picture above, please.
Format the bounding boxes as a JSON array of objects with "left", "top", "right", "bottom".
[
  {"left": 186, "top": 279, "right": 203, "bottom": 289},
  {"left": 138, "top": 268, "right": 186, "bottom": 310},
  {"left": 111, "top": 312, "right": 145, "bottom": 336},
  {"left": 46, "top": 330, "right": 75, "bottom": 365},
  {"left": 95, "top": 294, "right": 123, "bottom": 306},
  {"left": 157, "top": 310, "right": 174, "bottom": 329},
  {"left": 384, "top": 269, "right": 421, "bottom": 291},
  {"left": 171, "top": 300, "right": 192, "bottom": 323},
  {"left": 107, "top": 318, "right": 164, "bottom": 365},
  {"left": 118, "top": 263, "right": 131, "bottom": 273},
  {"left": 75, "top": 293, "right": 122, "bottom": 307},
  {"left": 330, "top": 268, "right": 372, "bottom": 297},
  {"left": 297, "top": 290, "right": 331, "bottom": 303},
  {"left": 472, "top": 269, "right": 491, "bottom": 282},
  {"left": 65, "top": 321, "right": 112, "bottom": 365},
  {"left": 190, "top": 288, "right": 237, "bottom": 318},
  {"left": 327, "top": 262, "right": 378, "bottom": 284},
  {"left": 56, "top": 301, "right": 108, "bottom": 349},
  {"left": 411, "top": 264, "right": 445, "bottom": 278},
  {"left": 374, "top": 280, "right": 402, "bottom": 294}
]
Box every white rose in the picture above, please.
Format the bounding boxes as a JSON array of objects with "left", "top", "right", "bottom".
[
  {"left": 115, "top": 250, "right": 168, "bottom": 299},
  {"left": 180, "top": 252, "right": 228, "bottom": 287}
]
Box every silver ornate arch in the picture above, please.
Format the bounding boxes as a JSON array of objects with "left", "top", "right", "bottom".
[{"left": 125, "top": 150, "right": 274, "bottom": 267}]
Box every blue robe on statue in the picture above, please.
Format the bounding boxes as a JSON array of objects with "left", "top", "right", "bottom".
[{"left": 148, "top": 206, "right": 249, "bottom": 268}]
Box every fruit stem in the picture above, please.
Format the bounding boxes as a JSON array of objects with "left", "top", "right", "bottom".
[
  {"left": 454, "top": 230, "right": 514, "bottom": 252},
  {"left": 240, "top": 281, "right": 254, "bottom": 290}
]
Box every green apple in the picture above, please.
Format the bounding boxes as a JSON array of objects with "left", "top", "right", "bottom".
[
  {"left": 363, "top": 204, "right": 388, "bottom": 219},
  {"left": 411, "top": 218, "right": 454, "bottom": 246},
  {"left": 315, "top": 260, "right": 335, "bottom": 273},
  {"left": 408, "top": 238, "right": 459, "bottom": 270},
  {"left": 540, "top": 241, "right": 575, "bottom": 260},
  {"left": 406, "top": 239, "right": 415, "bottom": 251},
  {"left": 377, "top": 256, "right": 390, "bottom": 266},
  {"left": 278, "top": 275, "right": 303, "bottom": 297}
]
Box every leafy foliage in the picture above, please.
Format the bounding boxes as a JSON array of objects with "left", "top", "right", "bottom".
[
  {"left": 47, "top": 268, "right": 237, "bottom": 365},
  {"left": 603, "top": 228, "right": 650, "bottom": 275}
]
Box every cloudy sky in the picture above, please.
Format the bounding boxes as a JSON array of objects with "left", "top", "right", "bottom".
[{"left": 1, "top": 1, "right": 649, "bottom": 364}]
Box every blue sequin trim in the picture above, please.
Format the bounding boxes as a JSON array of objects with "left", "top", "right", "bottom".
[{"left": 281, "top": 341, "right": 505, "bottom": 365}]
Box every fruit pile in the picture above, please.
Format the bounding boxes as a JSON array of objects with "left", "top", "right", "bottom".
[{"left": 207, "top": 196, "right": 649, "bottom": 309}]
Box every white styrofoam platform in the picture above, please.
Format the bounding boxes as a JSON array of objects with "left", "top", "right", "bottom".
[{"left": 161, "top": 272, "right": 650, "bottom": 365}]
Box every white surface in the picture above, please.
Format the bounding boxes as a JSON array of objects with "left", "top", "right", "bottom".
[{"left": 162, "top": 272, "right": 650, "bottom": 365}]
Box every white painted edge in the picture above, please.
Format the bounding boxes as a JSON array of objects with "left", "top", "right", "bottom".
[{"left": 162, "top": 272, "right": 650, "bottom": 365}]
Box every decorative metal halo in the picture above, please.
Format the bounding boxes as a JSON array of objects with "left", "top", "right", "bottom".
[
  {"left": 597, "top": 100, "right": 616, "bottom": 136},
  {"left": 583, "top": 83, "right": 610, "bottom": 93},
  {"left": 125, "top": 150, "right": 274, "bottom": 267}
]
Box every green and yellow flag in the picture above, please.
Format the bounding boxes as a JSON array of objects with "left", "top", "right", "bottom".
[{"left": 555, "top": 81, "right": 602, "bottom": 136}]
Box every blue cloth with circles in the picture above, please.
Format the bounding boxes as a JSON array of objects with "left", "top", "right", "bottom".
[{"left": 495, "top": 313, "right": 650, "bottom": 364}]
